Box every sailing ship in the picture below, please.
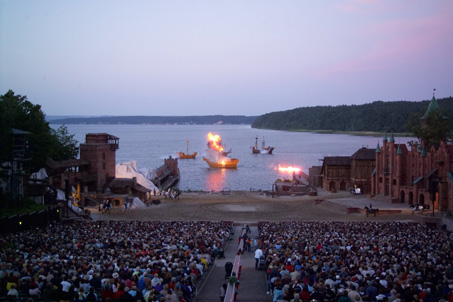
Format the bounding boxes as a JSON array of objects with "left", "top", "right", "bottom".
[
  {"left": 203, "top": 157, "right": 239, "bottom": 169},
  {"left": 178, "top": 140, "right": 197, "bottom": 159},
  {"left": 252, "top": 136, "right": 274, "bottom": 154},
  {"left": 203, "top": 132, "right": 239, "bottom": 168}
]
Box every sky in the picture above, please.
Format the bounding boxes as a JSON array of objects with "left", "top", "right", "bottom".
[{"left": 1, "top": 1, "right": 452, "bottom": 116}]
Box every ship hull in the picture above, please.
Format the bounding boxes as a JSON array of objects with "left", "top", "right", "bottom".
[
  {"left": 203, "top": 157, "right": 239, "bottom": 169},
  {"left": 178, "top": 152, "right": 197, "bottom": 159}
]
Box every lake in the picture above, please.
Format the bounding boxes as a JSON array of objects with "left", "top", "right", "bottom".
[{"left": 52, "top": 124, "right": 415, "bottom": 191}]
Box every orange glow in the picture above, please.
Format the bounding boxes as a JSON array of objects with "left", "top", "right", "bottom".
[
  {"left": 207, "top": 132, "right": 224, "bottom": 152},
  {"left": 278, "top": 165, "right": 301, "bottom": 173}
]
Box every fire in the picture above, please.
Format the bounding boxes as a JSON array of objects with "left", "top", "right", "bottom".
[
  {"left": 278, "top": 165, "right": 301, "bottom": 173},
  {"left": 207, "top": 132, "right": 224, "bottom": 152}
]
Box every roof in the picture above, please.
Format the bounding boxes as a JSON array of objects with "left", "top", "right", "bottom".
[
  {"left": 422, "top": 96, "right": 442, "bottom": 118},
  {"left": 109, "top": 178, "right": 150, "bottom": 193},
  {"left": 86, "top": 133, "right": 120, "bottom": 140},
  {"left": 11, "top": 128, "right": 31, "bottom": 135},
  {"left": 46, "top": 158, "right": 90, "bottom": 169},
  {"left": 351, "top": 148, "right": 375, "bottom": 160},
  {"left": 413, "top": 177, "right": 423, "bottom": 184},
  {"left": 425, "top": 168, "right": 438, "bottom": 179},
  {"left": 375, "top": 142, "right": 381, "bottom": 153},
  {"left": 323, "top": 156, "right": 351, "bottom": 166},
  {"left": 448, "top": 172, "right": 453, "bottom": 186}
]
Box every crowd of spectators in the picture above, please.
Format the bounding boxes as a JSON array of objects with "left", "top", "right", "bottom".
[
  {"left": 0, "top": 220, "right": 232, "bottom": 302},
  {"left": 257, "top": 221, "right": 453, "bottom": 302}
]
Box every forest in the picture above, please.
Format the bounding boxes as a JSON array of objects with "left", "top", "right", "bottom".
[
  {"left": 48, "top": 115, "right": 257, "bottom": 125},
  {"left": 251, "top": 97, "right": 453, "bottom": 133}
]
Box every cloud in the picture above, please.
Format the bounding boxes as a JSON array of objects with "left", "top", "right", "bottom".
[{"left": 314, "top": 4, "right": 453, "bottom": 80}]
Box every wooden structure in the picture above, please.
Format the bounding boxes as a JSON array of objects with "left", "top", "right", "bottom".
[
  {"left": 153, "top": 156, "right": 180, "bottom": 190},
  {"left": 319, "top": 147, "right": 375, "bottom": 194}
]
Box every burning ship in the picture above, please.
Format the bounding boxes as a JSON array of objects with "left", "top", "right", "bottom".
[{"left": 203, "top": 132, "right": 239, "bottom": 169}]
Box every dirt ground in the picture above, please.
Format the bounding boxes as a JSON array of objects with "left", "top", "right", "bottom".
[{"left": 88, "top": 189, "right": 417, "bottom": 223}]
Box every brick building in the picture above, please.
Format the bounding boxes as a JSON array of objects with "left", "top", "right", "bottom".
[
  {"left": 79, "top": 133, "right": 119, "bottom": 192},
  {"left": 371, "top": 96, "right": 453, "bottom": 211}
]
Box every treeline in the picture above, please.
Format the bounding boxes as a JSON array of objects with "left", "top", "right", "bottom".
[
  {"left": 252, "top": 97, "right": 453, "bottom": 133},
  {"left": 49, "top": 115, "right": 258, "bottom": 125}
]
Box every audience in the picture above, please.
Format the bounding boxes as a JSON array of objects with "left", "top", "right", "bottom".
[
  {"left": 0, "top": 220, "right": 232, "bottom": 301},
  {"left": 258, "top": 221, "right": 453, "bottom": 302}
]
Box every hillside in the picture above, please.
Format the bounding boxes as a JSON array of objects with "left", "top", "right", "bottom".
[
  {"left": 49, "top": 115, "right": 258, "bottom": 125},
  {"left": 252, "top": 97, "right": 453, "bottom": 133}
]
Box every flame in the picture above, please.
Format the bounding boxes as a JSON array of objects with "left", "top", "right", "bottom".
[
  {"left": 278, "top": 165, "right": 301, "bottom": 173},
  {"left": 207, "top": 132, "right": 224, "bottom": 152}
]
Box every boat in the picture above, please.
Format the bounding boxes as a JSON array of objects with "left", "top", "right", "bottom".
[
  {"left": 252, "top": 136, "right": 274, "bottom": 154},
  {"left": 178, "top": 152, "right": 197, "bottom": 159},
  {"left": 178, "top": 140, "right": 197, "bottom": 159},
  {"left": 203, "top": 157, "right": 239, "bottom": 169}
]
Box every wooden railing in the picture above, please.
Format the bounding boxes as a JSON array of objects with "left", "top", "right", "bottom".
[
  {"left": 0, "top": 207, "right": 59, "bottom": 234},
  {"left": 224, "top": 226, "right": 248, "bottom": 302}
]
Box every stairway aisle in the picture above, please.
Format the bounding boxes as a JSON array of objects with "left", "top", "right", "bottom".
[
  {"left": 234, "top": 225, "right": 271, "bottom": 302},
  {"left": 195, "top": 224, "right": 271, "bottom": 302}
]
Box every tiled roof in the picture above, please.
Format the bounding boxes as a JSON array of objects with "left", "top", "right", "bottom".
[{"left": 351, "top": 148, "right": 375, "bottom": 160}]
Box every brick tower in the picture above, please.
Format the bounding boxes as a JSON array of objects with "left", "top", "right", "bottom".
[{"left": 79, "top": 133, "right": 119, "bottom": 192}]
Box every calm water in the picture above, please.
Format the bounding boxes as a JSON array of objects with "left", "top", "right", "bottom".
[{"left": 53, "top": 124, "right": 415, "bottom": 191}]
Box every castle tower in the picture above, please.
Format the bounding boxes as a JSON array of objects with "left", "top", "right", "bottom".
[
  {"left": 79, "top": 133, "right": 119, "bottom": 192},
  {"left": 382, "top": 132, "right": 389, "bottom": 195},
  {"left": 396, "top": 144, "right": 402, "bottom": 201},
  {"left": 164, "top": 156, "right": 179, "bottom": 176},
  {"left": 388, "top": 132, "right": 395, "bottom": 198},
  {"left": 373, "top": 142, "right": 381, "bottom": 195}
]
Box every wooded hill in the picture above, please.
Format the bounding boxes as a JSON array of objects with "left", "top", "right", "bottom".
[
  {"left": 252, "top": 97, "right": 453, "bottom": 133},
  {"left": 49, "top": 115, "right": 257, "bottom": 125}
]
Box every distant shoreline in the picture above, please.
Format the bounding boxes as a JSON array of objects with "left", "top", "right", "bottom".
[{"left": 288, "top": 129, "right": 414, "bottom": 137}]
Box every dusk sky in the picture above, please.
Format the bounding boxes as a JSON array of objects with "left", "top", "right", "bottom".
[{"left": 1, "top": 1, "right": 452, "bottom": 116}]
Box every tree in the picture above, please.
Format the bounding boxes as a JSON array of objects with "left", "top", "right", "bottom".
[
  {"left": 0, "top": 90, "right": 78, "bottom": 171},
  {"left": 407, "top": 109, "right": 452, "bottom": 148},
  {"left": 49, "top": 125, "right": 79, "bottom": 160}
]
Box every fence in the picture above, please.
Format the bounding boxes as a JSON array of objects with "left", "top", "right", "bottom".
[{"left": 0, "top": 206, "right": 60, "bottom": 234}]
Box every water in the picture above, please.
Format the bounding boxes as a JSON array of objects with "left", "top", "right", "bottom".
[{"left": 52, "top": 124, "right": 415, "bottom": 191}]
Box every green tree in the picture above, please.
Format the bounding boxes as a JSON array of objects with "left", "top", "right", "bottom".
[
  {"left": 0, "top": 90, "right": 78, "bottom": 171},
  {"left": 50, "top": 125, "right": 79, "bottom": 160},
  {"left": 409, "top": 110, "right": 452, "bottom": 148}
]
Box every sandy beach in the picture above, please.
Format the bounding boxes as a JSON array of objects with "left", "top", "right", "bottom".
[{"left": 88, "top": 189, "right": 417, "bottom": 223}]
